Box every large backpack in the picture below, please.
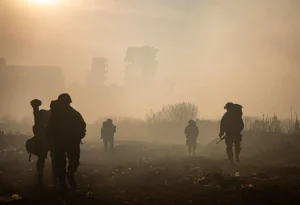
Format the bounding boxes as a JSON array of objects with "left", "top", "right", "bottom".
[
  {"left": 25, "top": 136, "right": 40, "bottom": 156},
  {"left": 26, "top": 108, "right": 50, "bottom": 156},
  {"left": 224, "top": 104, "right": 244, "bottom": 133},
  {"left": 232, "top": 104, "right": 243, "bottom": 118}
]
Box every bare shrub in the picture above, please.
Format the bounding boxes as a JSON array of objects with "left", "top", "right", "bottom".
[
  {"left": 146, "top": 102, "right": 198, "bottom": 124},
  {"left": 145, "top": 102, "right": 198, "bottom": 142}
]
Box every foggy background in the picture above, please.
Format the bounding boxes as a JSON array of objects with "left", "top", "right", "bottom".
[{"left": 1, "top": 0, "right": 300, "bottom": 123}]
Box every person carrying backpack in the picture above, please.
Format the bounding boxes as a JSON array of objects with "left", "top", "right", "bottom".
[
  {"left": 26, "top": 99, "right": 56, "bottom": 185},
  {"left": 219, "top": 102, "right": 244, "bottom": 163},
  {"left": 47, "top": 94, "right": 86, "bottom": 194}
]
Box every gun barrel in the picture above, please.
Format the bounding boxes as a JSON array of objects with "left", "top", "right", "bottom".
[
  {"left": 216, "top": 137, "right": 225, "bottom": 144},
  {"left": 28, "top": 153, "right": 32, "bottom": 162}
]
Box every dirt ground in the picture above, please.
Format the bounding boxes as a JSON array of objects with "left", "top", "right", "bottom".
[{"left": 1, "top": 141, "right": 300, "bottom": 205}]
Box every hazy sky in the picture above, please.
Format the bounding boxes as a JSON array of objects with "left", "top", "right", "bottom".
[{"left": 1, "top": 0, "right": 300, "bottom": 120}]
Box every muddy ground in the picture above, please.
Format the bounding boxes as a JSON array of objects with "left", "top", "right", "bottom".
[{"left": 1, "top": 141, "right": 300, "bottom": 205}]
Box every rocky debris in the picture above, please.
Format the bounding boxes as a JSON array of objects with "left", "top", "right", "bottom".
[
  {"left": 0, "top": 194, "right": 22, "bottom": 203},
  {"left": 1, "top": 141, "right": 300, "bottom": 204}
]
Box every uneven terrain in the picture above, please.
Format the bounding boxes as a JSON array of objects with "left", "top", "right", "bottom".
[{"left": 1, "top": 141, "right": 300, "bottom": 205}]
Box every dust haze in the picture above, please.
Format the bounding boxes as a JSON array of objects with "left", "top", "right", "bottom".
[
  {"left": 1, "top": 0, "right": 300, "bottom": 122},
  {"left": 2, "top": 1, "right": 300, "bottom": 204}
]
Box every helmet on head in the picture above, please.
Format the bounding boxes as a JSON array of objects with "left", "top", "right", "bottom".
[
  {"left": 224, "top": 102, "right": 234, "bottom": 110},
  {"left": 50, "top": 100, "right": 57, "bottom": 109},
  {"left": 58, "top": 93, "right": 72, "bottom": 104},
  {"left": 188, "top": 120, "right": 196, "bottom": 125},
  {"left": 106, "top": 119, "right": 113, "bottom": 124}
]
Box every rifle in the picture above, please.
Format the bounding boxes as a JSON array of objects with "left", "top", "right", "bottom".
[
  {"left": 216, "top": 136, "right": 225, "bottom": 144},
  {"left": 28, "top": 153, "right": 32, "bottom": 162}
]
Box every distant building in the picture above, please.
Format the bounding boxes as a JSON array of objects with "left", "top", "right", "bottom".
[
  {"left": 0, "top": 59, "right": 65, "bottom": 117},
  {"left": 86, "top": 57, "right": 108, "bottom": 87},
  {"left": 124, "top": 46, "right": 158, "bottom": 87}
]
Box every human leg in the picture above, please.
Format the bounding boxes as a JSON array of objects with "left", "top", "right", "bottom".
[{"left": 225, "top": 136, "right": 234, "bottom": 163}]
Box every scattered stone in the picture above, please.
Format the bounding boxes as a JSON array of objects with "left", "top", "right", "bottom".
[{"left": 11, "top": 194, "right": 22, "bottom": 200}]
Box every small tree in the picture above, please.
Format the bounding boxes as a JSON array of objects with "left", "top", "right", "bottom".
[{"left": 146, "top": 102, "right": 198, "bottom": 142}]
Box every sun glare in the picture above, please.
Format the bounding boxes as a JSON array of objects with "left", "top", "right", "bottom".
[{"left": 30, "top": 0, "right": 58, "bottom": 5}]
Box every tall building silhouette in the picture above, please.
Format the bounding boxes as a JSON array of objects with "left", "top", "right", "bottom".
[
  {"left": 0, "top": 58, "right": 65, "bottom": 117},
  {"left": 124, "top": 46, "right": 158, "bottom": 87},
  {"left": 86, "top": 57, "right": 108, "bottom": 87}
]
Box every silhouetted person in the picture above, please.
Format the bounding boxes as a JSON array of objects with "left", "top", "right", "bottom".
[
  {"left": 0, "top": 130, "right": 7, "bottom": 150},
  {"left": 219, "top": 102, "right": 244, "bottom": 163},
  {"left": 27, "top": 99, "right": 56, "bottom": 185},
  {"left": 0, "top": 130, "right": 3, "bottom": 141},
  {"left": 101, "top": 119, "right": 116, "bottom": 153},
  {"left": 185, "top": 120, "right": 199, "bottom": 156},
  {"left": 47, "top": 94, "right": 86, "bottom": 194}
]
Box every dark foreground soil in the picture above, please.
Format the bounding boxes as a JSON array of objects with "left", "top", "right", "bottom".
[{"left": 1, "top": 141, "right": 300, "bottom": 205}]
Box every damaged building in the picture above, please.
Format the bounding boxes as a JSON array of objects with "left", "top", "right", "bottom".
[{"left": 0, "top": 58, "right": 65, "bottom": 118}]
